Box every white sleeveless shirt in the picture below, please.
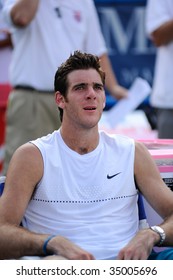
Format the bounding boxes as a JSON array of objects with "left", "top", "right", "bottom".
[{"left": 23, "top": 130, "right": 139, "bottom": 260}]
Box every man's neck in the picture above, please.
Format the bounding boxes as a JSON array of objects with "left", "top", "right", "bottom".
[{"left": 60, "top": 126, "right": 99, "bottom": 155}]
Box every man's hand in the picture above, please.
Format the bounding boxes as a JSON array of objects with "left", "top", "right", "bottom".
[
  {"left": 111, "top": 84, "right": 128, "bottom": 100},
  {"left": 47, "top": 236, "right": 95, "bottom": 260},
  {"left": 117, "top": 229, "right": 158, "bottom": 260},
  {"left": 0, "top": 30, "right": 12, "bottom": 49}
]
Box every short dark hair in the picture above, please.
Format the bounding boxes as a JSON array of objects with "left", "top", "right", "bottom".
[{"left": 54, "top": 50, "right": 105, "bottom": 122}]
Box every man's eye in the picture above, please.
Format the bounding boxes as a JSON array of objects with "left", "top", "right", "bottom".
[
  {"left": 95, "top": 85, "right": 103, "bottom": 90},
  {"left": 75, "top": 85, "right": 85, "bottom": 90}
]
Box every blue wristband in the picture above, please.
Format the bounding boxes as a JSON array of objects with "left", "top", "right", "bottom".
[{"left": 43, "top": 235, "right": 56, "bottom": 255}]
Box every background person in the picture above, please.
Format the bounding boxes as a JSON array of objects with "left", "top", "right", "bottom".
[
  {"left": 146, "top": 0, "right": 173, "bottom": 139},
  {"left": 1, "top": 0, "right": 127, "bottom": 175}
]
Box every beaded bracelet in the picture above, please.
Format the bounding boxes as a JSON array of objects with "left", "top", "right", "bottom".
[{"left": 43, "top": 235, "right": 56, "bottom": 255}]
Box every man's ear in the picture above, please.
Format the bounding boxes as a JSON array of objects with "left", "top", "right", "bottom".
[
  {"left": 55, "top": 91, "right": 65, "bottom": 109},
  {"left": 103, "top": 96, "right": 106, "bottom": 109}
]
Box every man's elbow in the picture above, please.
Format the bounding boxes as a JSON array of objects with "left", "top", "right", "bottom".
[
  {"left": 151, "top": 29, "right": 172, "bottom": 47},
  {"left": 11, "top": 11, "right": 30, "bottom": 27}
]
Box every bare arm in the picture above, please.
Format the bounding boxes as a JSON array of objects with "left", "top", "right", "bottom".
[
  {"left": 0, "top": 143, "right": 94, "bottom": 260},
  {"left": 10, "top": 0, "right": 39, "bottom": 27},
  {"left": 99, "top": 53, "right": 128, "bottom": 100},
  {"left": 134, "top": 142, "right": 173, "bottom": 219},
  {"left": 151, "top": 20, "right": 173, "bottom": 47},
  {"left": 118, "top": 142, "right": 173, "bottom": 259},
  {"left": 0, "top": 143, "right": 45, "bottom": 259}
]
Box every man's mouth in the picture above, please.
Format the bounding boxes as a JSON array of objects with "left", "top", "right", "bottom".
[{"left": 83, "top": 106, "right": 96, "bottom": 111}]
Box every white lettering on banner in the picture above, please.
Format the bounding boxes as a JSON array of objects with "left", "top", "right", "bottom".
[
  {"left": 121, "top": 67, "right": 153, "bottom": 85},
  {"left": 97, "top": 7, "right": 154, "bottom": 55}
]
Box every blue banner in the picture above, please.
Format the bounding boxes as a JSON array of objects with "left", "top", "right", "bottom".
[
  {"left": 94, "top": 0, "right": 147, "bottom": 5},
  {"left": 94, "top": 0, "right": 156, "bottom": 109}
]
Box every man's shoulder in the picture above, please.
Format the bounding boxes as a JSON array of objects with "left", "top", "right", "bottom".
[
  {"left": 99, "top": 130, "right": 135, "bottom": 149},
  {"left": 99, "top": 130, "right": 134, "bottom": 142},
  {"left": 31, "top": 130, "right": 59, "bottom": 144}
]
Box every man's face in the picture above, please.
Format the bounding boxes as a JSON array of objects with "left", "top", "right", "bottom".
[{"left": 56, "top": 68, "right": 106, "bottom": 129}]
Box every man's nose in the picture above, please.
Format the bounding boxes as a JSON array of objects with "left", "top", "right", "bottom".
[{"left": 86, "top": 86, "right": 96, "bottom": 99}]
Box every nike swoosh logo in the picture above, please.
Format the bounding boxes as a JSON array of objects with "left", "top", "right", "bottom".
[{"left": 107, "top": 172, "right": 121, "bottom": 179}]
